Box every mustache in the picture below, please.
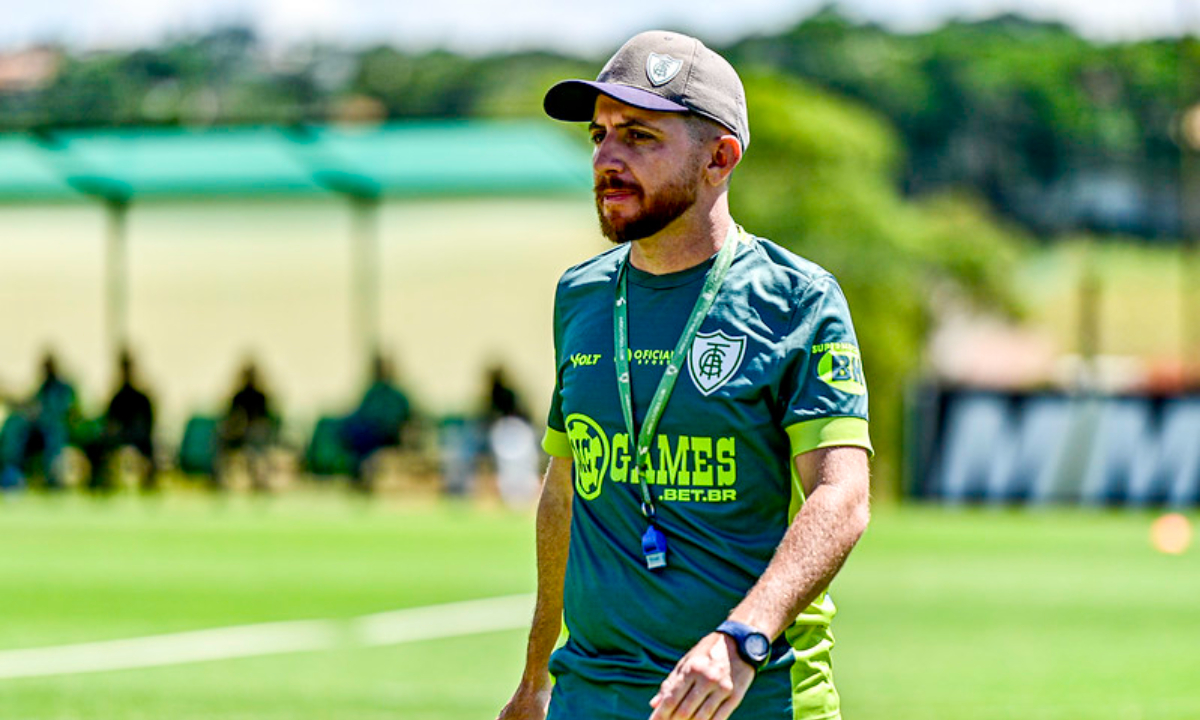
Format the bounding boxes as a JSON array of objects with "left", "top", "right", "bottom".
[{"left": 594, "top": 176, "right": 642, "bottom": 195}]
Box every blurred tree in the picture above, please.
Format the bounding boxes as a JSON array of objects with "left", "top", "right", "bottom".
[
  {"left": 1, "top": 14, "right": 1195, "bottom": 233},
  {"left": 470, "top": 52, "right": 594, "bottom": 118},
  {"left": 38, "top": 54, "right": 127, "bottom": 126},
  {"left": 732, "top": 71, "right": 1026, "bottom": 497},
  {"left": 728, "top": 10, "right": 1198, "bottom": 238},
  {"left": 5, "top": 13, "right": 1193, "bottom": 222},
  {"left": 353, "top": 47, "right": 480, "bottom": 117}
]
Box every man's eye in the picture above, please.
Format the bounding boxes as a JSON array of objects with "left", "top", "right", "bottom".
[
  {"left": 629, "top": 130, "right": 652, "bottom": 141},
  {"left": 589, "top": 131, "right": 605, "bottom": 144}
]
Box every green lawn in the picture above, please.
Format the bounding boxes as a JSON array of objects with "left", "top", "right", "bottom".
[{"left": 0, "top": 493, "right": 1197, "bottom": 720}]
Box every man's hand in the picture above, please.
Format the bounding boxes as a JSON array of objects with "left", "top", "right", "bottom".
[
  {"left": 496, "top": 680, "right": 552, "bottom": 720},
  {"left": 648, "top": 633, "right": 756, "bottom": 720}
]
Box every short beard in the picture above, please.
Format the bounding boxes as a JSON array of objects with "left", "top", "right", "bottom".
[{"left": 594, "top": 166, "right": 700, "bottom": 245}]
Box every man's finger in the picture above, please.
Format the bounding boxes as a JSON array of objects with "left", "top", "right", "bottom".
[
  {"left": 648, "top": 674, "right": 693, "bottom": 720},
  {"left": 672, "top": 682, "right": 715, "bottom": 720},
  {"left": 711, "top": 681, "right": 750, "bottom": 720},
  {"left": 648, "top": 681, "right": 674, "bottom": 709},
  {"left": 693, "top": 692, "right": 728, "bottom": 720},
  {"left": 649, "top": 671, "right": 677, "bottom": 710}
]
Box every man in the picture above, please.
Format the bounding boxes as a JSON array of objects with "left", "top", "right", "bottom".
[
  {"left": 482, "top": 364, "right": 540, "bottom": 507},
  {"left": 0, "top": 352, "right": 80, "bottom": 489},
  {"left": 498, "top": 31, "right": 872, "bottom": 720},
  {"left": 84, "top": 349, "right": 155, "bottom": 490},
  {"left": 340, "top": 352, "right": 412, "bottom": 487},
  {"left": 218, "top": 359, "right": 275, "bottom": 490}
]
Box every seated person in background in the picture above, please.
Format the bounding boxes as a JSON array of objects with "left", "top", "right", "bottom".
[
  {"left": 485, "top": 364, "right": 526, "bottom": 424},
  {"left": 0, "top": 380, "right": 19, "bottom": 490},
  {"left": 0, "top": 352, "right": 80, "bottom": 489},
  {"left": 340, "top": 352, "right": 412, "bottom": 487},
  {"left": 84, "top": 350, "right": 155, "bottom": 491},
  {"left": 218, "top": 360, "right": 276, "bottom": 490},
  {"left": 481, "top": 364, "right": 539, "bottom": 508}
]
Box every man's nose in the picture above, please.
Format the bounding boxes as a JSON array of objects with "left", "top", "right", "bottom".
[{"left": 592, "top": 134, "right": 626, "bottom": 175}]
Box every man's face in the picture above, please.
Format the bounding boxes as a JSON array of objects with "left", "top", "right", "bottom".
[{"left": 589, "top": 95, "right": 707, "bottom": 244}]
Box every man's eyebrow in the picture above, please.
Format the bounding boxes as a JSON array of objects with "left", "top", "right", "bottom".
[{"left": 588, "top": 119, "right": 663, "bottom": 133}]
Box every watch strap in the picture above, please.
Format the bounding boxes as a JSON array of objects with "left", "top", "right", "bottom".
[{"left": 716, "top": 620, "right": 770, "bottom": 670}]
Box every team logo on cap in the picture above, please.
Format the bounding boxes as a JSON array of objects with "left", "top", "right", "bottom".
[
  {"left": 688, "top": 330, "right": 746, "bottom": 396},
  {"left": 645, "top": 53, "right": 683, "bottom": 87}
]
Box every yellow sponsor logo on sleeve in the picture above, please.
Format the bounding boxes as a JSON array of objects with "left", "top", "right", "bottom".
[{"left": 815, "top": 344, "right": 866, "bottom": 396}]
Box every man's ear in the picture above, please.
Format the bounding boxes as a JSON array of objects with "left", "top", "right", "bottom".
[{"left": 705, "top": 135, "right": 743, "bottom": 186}]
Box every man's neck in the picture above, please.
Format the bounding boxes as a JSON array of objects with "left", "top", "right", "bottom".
[{"left": 628, "top": 207, "right": 733, "bottom": 276}]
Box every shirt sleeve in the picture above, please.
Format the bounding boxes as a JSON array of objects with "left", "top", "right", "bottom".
[
  {"left": 542, "top": 280, "right": 573, "bottom": 458},
  {"left": 779, "top": 274, "right": 873, "bottom": 458}
]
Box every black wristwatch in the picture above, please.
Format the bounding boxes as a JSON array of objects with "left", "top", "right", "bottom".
[{"left": 716, "top": 620, "right": 771, "bottom": 670}]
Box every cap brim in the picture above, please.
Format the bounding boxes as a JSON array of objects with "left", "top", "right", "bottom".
[{"left": 544, "top": 80, "right": 689, "bottom": 122}]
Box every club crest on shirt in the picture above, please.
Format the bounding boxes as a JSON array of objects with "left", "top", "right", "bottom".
[
  {"left": 645, "top": 53, "right": 683, "bottom": 86},
  {"left": 688, "top": 330, "right": 746, "bottom": 396},
  {"left": 565, "top": 413, "right": 609, "bottom": 500}
]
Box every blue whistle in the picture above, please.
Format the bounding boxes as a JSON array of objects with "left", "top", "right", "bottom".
[{"left": 641, "top": 524, "right": 668, "bottom": 570}]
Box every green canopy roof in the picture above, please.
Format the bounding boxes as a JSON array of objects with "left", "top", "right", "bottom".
[
  {"left": 0, "top": 120, "right": 592, "bottom": 203},
  {"left": 0, "top": 135, "right": 80, "bottom": 200}
]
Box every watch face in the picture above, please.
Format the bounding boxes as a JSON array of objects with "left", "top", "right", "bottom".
[{"left": 745, "top": 633, "right": 770, "bottom": 661}]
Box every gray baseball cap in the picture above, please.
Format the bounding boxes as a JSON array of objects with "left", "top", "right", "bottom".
[{"left": 544, "top": 30, "right": 750, "bottom": 150}]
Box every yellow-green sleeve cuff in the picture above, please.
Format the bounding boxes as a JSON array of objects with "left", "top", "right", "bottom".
[
  {"left": 542, "top": 427, "right": 573, "bottom": 458},
  {"left": 786, "top": 417, "right": 873, "bottom": 458}
]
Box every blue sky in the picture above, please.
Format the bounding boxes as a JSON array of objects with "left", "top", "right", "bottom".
[{"left": 1, "top": 0, "right": 1193, "bottom": 54}]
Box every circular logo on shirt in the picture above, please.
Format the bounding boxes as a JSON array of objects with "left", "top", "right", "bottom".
[
  {"left": 816, "top": 345, "right": 866, "bottom": 396},
  {"left": 565, "top": 413, "right": 609, "bottom": 500}
]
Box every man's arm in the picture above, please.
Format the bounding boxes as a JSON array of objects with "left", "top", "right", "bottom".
[
  {"left": 497, "top": 455, "right": 574, "bottom": 720},
  {"left": 649, "top": 445, "right": 870, "bottom": 720}
]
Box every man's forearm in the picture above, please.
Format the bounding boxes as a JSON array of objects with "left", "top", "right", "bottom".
[
  {"left": 727, "top": 446, "right": 870, "bottom": 638},
  {"left": 518, "top": 456, "right": 574, "bottom": 687}
]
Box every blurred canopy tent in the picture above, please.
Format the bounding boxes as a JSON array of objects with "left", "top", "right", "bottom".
[
  {"left": 0, "top": 121, "right": 591, "bottom": 358},
  {"left": 0, "top": 121, "right": 590, "bottom": 200}
]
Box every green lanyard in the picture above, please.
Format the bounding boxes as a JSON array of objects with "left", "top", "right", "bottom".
[{"left": 614, "top": 225, "right": 741, "bottom": 520}]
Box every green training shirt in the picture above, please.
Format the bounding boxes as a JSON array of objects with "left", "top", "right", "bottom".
[{"left": 543, "top": 230, "right": 871, "bottom": 687}]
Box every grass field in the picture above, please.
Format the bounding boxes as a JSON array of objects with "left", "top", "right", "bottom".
[{"left": 0, "top": 492, "right": 1197, "bottom": 720}]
